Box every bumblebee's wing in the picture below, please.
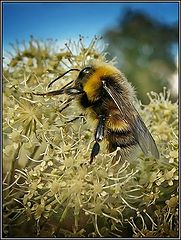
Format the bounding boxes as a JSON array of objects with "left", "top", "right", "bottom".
[
  {"left": 132, "top": 115, "right": 159, "bottom": 159},
  {"left": 103, "top": 81, "right": 159, "bottom": 159}
]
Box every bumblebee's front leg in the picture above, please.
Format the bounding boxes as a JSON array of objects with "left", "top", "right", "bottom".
[{"left": 90, "top": 115, "right": 106, "bottom": 164}]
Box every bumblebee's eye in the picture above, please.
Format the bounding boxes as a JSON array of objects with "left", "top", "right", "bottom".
[{"left": 78, "top": 67, "right": 92, "bottom": 79}]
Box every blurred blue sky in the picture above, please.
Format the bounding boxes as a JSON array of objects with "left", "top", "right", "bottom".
[{"left": 3, "top": 2, "right": 179, "bottom": 51}]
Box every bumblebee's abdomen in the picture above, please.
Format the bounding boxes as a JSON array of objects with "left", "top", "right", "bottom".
[{"left": 107, "top": 129, "right": 137, "bottom": 152}]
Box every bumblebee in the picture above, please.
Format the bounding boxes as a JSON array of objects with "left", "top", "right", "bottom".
[{"left": 34, "top": 61, "right": 159, "bottom": 163}]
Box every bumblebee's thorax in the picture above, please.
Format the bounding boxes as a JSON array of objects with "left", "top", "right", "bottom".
[
  {"left": 76, "top": 63, "right": 121, "bottom": 103},
  {"left": 76, "top": 62, "right": 136, "bottom": 122}
]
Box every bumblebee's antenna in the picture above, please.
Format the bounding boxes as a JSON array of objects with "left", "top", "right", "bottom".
[{"left": 48, "top": 68, "right": 80, "bottom": 88}]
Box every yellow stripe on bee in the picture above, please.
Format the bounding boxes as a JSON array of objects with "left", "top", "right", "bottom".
[
  {"left": 106, "top": 115, "right": 130, "bottom": 132},
  {"left": 83, "top": 73, "right": 102, "bottom": 101}
]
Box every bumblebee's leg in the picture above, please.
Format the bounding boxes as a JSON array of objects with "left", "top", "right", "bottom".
[
  {"left": 66, "top": 114, "right": 85, "bottom": 123},
  {"left": 90, "top": 142, "right": 100, "bottom": 164},
  {"left": 90, "top": 115, "right": 106, "bottom": 164}
]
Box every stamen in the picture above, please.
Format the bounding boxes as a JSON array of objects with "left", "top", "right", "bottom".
[{"left": 95, "top": 214, "right": 102, "bottom": 237}]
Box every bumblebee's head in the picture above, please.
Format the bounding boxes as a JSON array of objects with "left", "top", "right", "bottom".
[
  {"left": 75, "top": 62, "right": 121, "bottom": 102},
  {"left": 75, "top": 66, "right": 94, "bottom": 87}
]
